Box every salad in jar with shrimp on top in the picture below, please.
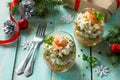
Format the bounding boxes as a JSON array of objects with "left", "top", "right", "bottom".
[
  {"left": 42, "top": 31, "right": 76, "bottom": 72},
  {"left": 74, "top": 8, "right": 105, "bottom": 46}
]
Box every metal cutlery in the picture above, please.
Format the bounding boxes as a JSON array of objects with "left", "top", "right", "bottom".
[{"left": 16, "top": 22, "right": 47, "bottom": 77}]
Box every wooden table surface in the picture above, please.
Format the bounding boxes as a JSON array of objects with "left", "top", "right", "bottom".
[{"left": 0, "top": 0, "right": 120, "bottom": 80}]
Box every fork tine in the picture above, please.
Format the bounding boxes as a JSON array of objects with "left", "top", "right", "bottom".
[
  {"left": 43, "top": 22, "right": 47, "bottom": 35},
  {"left": 41, "top": 23, "right": 46, "bottom": 36},
  {"left": 36, "top": 24, "right": 41, "bottom": 36},
  {"left": 38, "top": 24, "right": 42, "bottom": 36},
  {"left": 37, "top": 22, "right": 47, "bottom": 37}
]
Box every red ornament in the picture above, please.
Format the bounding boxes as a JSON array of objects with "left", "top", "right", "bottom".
[
  {"left": 18, "top": 19, "right": 29, "bottom": 29},
  {"left": 110, "top": 43, "right": 120, "bottom": 54}
]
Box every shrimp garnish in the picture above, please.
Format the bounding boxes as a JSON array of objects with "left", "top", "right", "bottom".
[
  {"left": 53, "top": 35, "right": 68, "bottom": 50},
  {"left": 85, "top": 8, "right": 100, "bottom": 24}
]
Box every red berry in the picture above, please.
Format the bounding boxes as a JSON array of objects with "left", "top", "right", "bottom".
[
  {"left": 110, "top": 43, "right": 120, "bottom": 54},
  {"left": 18, "top": 19, "right": 29, "bottom": 29}
]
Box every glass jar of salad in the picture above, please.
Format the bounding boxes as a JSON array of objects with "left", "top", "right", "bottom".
[
  {"left": 42, "top": 31, "right": 76, "bottom": 72},
  {"left": 74, "top": 8, "right": 105, "bottom": 46}
]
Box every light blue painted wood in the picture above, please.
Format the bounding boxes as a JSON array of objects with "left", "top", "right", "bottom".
[
  {"left": 92, "top": 8, "right": 120, "bottom": 80},
  {"left": 0, "top": 0, "right": 18, "bottom": 80}
]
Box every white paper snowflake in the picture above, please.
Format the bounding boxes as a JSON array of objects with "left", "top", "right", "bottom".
[
  {"left": 21, "top": 40, "right": 33, "bottom": 50},
  {"left": 60, "top": 14, "right": 73, "bottom": 23},
  {"left": 95, "top": 65, "right": 110, "bottom": 77}
]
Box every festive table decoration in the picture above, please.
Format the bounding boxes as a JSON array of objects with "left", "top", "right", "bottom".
[
  {"left": 63, "top": 0, "right": 120, "bottom": 21},
  {"left": 104, "top": 25, "right": 120, "bottom": 54},
  {"left": 0, "top": 0, "right": 20, "bottom": 45},
  {"left": 18, "top": 0, "right": 35, "bottom": 18},
  {"left": 18, "top": 19, "right": 29, "bottom": 29},
  {"left": 0, "top": 0, "right": 63, "bottom": 45},
  {"left": 95, "top": 65, "right": 110, "bottom": 77},
  {"left": 9, "top": 0, "right": 63, "bottom": 17},
  {"left": 60, "top": 14, "right": 73, "bottom": 24},
  {"left": 3, "top": 20, "right": 17, "bottom": 36},
  {"left": 110, "top": 43, "right": 120, "bottom": 54},
  {"left": 21, "top": 40, "right": 33, "bottom": 50}
]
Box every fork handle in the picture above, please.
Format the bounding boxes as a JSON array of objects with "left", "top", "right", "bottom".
[
  {"left": 16, "top": 44, "right": 34, "bottom": 75},
  {"left": 24, "top": 43, "right": 38, "bottom": 77}
]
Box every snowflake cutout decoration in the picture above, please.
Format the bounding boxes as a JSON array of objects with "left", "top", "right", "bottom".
[
  {"left": 60, "top": 14, "right": 73, "bottom": 24},
  {"left": 21, "top": 40, "right": 33, "bottom": 50},
  {"left": 95, "top": 65, "right": 110, "bottom": 77}
]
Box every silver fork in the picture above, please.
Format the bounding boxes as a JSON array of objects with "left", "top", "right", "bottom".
[
  {"left": 16, "top": 22, "right": 46, "bottom": 76},
  {"left": 24, "top": 22, "right": 46, "bottom": 77}
]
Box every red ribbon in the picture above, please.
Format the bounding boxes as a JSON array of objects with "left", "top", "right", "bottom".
[
  {"left": 74, "top": 0, "right": 81, "bottom": 11},
  {"left": 116, "top": 0, "right": 120, "bottom": 8},
  {"left": 0, "top": 0, "right": 20, "bottom": 45}
]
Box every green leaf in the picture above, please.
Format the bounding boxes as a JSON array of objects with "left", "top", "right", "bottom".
[
  {"left": 94, "top": 11, "right": 105, "bottom": 21},
  {"left": 82, "top": 54, "right": 97, "bottom": 66},
  {"left": 89, "top": 57, "right": 97, "bottom": 66},
  {"left": 43, "top": 36, "right": 54, "bottom": 45},
  {"left": 82, "top": 54, "right": 88, "bottom": 60}
]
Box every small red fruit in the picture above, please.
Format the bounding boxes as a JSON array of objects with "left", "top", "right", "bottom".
[
  {"left": 110, "top": 43, "right": 120, "bottom": 54},
  {"left": 18, "top": 19, "right": 29, "bottom": 29}
]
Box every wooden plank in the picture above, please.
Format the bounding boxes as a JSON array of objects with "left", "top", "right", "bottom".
[
  {"left": 12, "top": 8, "right": 55, "bottom": 80},
  {"left": 92, "top": 8, "right": 120, "bottom": 80},
  {"left": 52, "top": 6, "right": 91, "bottom": 80},
  {"left": 0, "top": 0, "right": 18, "bottom": 80}
]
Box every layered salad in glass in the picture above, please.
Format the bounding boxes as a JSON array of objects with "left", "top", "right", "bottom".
[
  {"left": 74, "top": 8, "right": 105, "bottom": 46},
  {"left": 42, "top": 31, "right": 76, "bottom": 72}
]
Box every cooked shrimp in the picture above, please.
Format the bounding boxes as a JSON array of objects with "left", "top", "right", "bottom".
[
  {"left": 85, "top": 8, "right": 100, "bottom": 24},
  {"left": 53, "top": 35, "right": 68, "bottom": 50}
]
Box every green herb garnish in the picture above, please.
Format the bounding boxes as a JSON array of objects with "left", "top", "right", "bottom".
[
  {"left": 83, "top": 54, "right": 97, "bottom": 66},
  {"left": 94, "top": 11, "right": 105, "bottom": 21},
  {"left": 43, "top": 36, "right": 54, "bottom": 45}
]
